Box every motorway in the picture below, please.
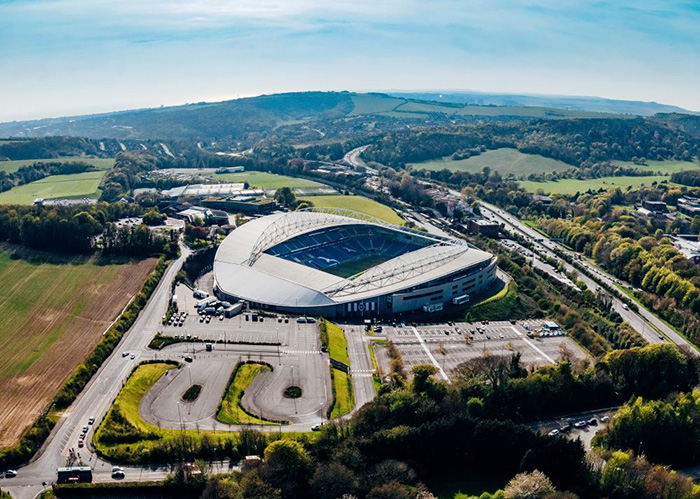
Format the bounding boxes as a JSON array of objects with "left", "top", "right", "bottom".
[{"left": 470, "top": 196, "right": 698, "bottom": 354}]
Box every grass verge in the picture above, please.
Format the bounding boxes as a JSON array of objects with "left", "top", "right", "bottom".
[
  {"left": 216, "top": 362, "right": 282, "bottom": 425},
  {"left": 328, "top": 368, "right": 354, "bottom": 419}
]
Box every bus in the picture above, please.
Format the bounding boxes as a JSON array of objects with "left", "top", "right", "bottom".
[{"left": 57, "top": 466, "right": 92, "bottom": 484}]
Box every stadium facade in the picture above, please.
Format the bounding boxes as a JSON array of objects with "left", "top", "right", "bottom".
[{"left": 213, "top": 209, "right": 498, "bottom": 318}]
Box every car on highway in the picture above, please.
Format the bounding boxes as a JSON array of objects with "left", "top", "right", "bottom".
[
  {"left": 130, "top": 354, "right": 135, "bottom": 360},
  {"left": 88, "top": 417, "right": 95, "bottom": 425},
  {"left": 4, "top": 469, "right": 17, "bottom": 478},
  {"left": 78, "top": 438, "right": 84, "bottom": 447},
  {"left": 122, "top": 351, "right": 129, "bottom": 357},
  {"left": 184, "top": 356, "right": 193, "bottom": 363}
]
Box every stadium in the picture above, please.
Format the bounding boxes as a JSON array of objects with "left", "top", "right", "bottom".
[{"left": 213, "top": 208, "right": 498, "bottom": 318}]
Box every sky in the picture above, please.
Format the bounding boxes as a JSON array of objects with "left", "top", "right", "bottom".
[{"left": 1, "top": 0, "right": 699, "bottom": 121}]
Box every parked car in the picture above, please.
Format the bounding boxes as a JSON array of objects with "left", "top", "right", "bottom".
[
  {"left": 547, "top": 429, "right": 559, "bottom": 436},
  {"left": 4, "top": 470, "right": 17, "bottom": 478},
  {"left": 574, "top": 421, "right": 587, "bottom": 429}
]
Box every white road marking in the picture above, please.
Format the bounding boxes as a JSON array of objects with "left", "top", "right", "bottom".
[
  {"left": 411, "top": 327, "right": 449, "bottom": 381},
  {"left": 510, "top": 326, "right": 556, "bottom": 364}
]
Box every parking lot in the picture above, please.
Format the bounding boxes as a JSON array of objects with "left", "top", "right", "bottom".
[
  {"left": 165, "top": 284, "right": 306, "bottom": 345},
  {"left": 384, "top": 319, "right": 589, "bottom": 378}
]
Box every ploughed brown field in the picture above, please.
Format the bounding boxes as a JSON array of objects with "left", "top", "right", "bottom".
[{"left": 0, "top": 248, "right": 156, "bottom": 448}]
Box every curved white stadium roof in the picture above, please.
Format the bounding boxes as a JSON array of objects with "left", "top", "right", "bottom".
[{"left": 213, "top": 208, "right": 494, "bottom": 309}]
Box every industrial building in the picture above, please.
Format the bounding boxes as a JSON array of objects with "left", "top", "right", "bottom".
[{"left": 213, "top": 208, "right": 498, "bottom": 318}]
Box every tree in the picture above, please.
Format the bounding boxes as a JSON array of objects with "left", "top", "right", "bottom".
[
  {"left": 261, "top": 439, "right": 310, "bottom": 498},
  {"left": 274, "top": 187, "right": 297, "bottom": 209},
  {"left": 503, "top": 470, "right": 555, "bottom": 499},
  {"left": 310, "top": 462, "right": 358, "bottom": 499}
]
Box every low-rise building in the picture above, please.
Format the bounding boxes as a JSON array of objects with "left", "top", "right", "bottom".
[
  {"left": 678, "top": 197, "right": 700, "bottom": 217},
  {"left": 642, "top": 200, "right": 667, "bottom": 213},
  {"left": 468, "top": 218, "right": 501, "bottom": 238}
]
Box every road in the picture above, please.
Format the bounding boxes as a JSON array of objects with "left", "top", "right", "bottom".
[
  {"left": 343, "top": 145, "right": 376, "bottom": 175},
  {"left": 0, "top": 247, "right": 192, "bottom": 499},
  {"left": 470, "top": 196, "right": 697, "bottom": 354}
]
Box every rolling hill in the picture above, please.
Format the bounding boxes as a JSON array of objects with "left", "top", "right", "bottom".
[{"left": 1, "top": 91, "right": 698, "bottom": 143}]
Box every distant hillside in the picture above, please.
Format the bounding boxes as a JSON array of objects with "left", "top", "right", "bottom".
[
  {"left": 1, "top": 91, "right": 695, "bottom": 142},
  {"left": 390, "top": 92, "right": 697, "bottom": 117}
]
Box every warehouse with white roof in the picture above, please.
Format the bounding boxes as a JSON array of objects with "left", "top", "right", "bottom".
[{"left": 213, "top": 208, "right": 497, "bottom": 318}]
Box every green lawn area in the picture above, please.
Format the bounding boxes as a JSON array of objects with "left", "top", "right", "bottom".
[
  {"left": 300, "top": 195, "right": 404, "bottom": 225},
  {"left": 519, "top": 175, "right": 673, "bottom": 195},
  {"left": 217, "top": 362, "right": 278, "bottom": 425},
  {"left": 210, "top": 171, "right": 320, "bottom": 189},
  {"left": 0, "top": 171, "right": 106, "bottom": 204},
  {"left": 0, "top": 157, "right": 114, "bottom": 174},
  {"left": 612, "top": 159, "right": 700, "bottom": 175},
  {"left": 330, "top": 369, "right": 354, "bottom": 419},
  {"left": 410, "top": 148, "right": 573, "bottom": 177}
]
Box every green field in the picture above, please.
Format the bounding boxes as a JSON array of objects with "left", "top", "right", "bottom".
[
  {"left": 217, "top": 362, "right": 277, "bottom": 425},
  {"left": 0, "top": 157, "right": 114, "bottom": 174},
  {"left": 350, "top": 94, "right": 405, "bottom": 116},
  {"left": 410, "top": 148, "right": 573, "bottom": 177},
  {"left": 519, "top": 175, "right": 672, "bottom": 195},
  {"left": 300, "top": 195, "right": 404, "bottom": 225},
  {"left": 0, "top": 171, "right": 106, "bottom": 204},
  {"left": 612, "top": 159, "right": 700, "bottom": 175},
  {"left": 210, "top": 171, "right": 320, "bottom": 190}
]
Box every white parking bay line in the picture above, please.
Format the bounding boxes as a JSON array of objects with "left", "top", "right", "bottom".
[
  {"left": 411, "top": 327, "right": 449, "bottom": 381},
  {"left": 510, "top": 326, "right": 556, "bottom": 364}
]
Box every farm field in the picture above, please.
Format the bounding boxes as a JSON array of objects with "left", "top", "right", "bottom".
[
  {"left": 519, "top": 175, "right": 673, "bottom": 195},
  {"left": 611, "top": 159, "right": 700, "bottom": 174},
  {"left": 299, "top": 195, "right": 404, "bottom": 225},
  {"left": 0, "top": 170, "right": 106, "bottom": 204},
  {"left": 0, "top": 249, "right": 157, "bottom": 448},
  {"left": 0, "top": 157, "right": 114, "bottom": 174},
  {"left": 410, "top": 148, "right": 573, "bottom": 177},
  {"left": 211, "top": 171, "right": 320, "bottom": 189}
]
